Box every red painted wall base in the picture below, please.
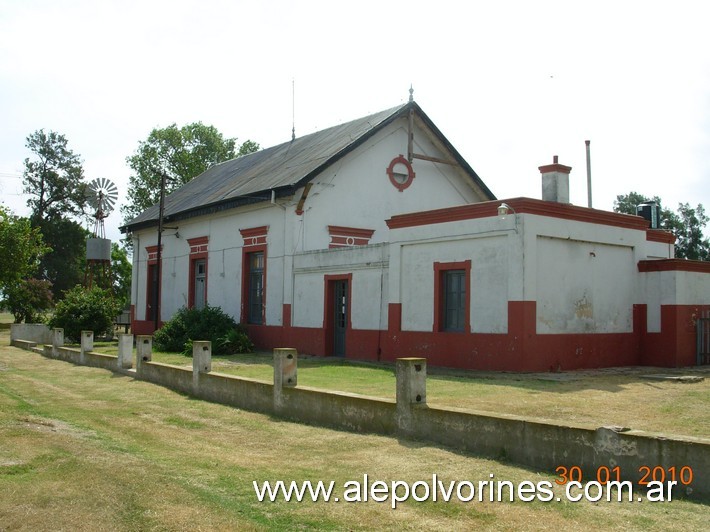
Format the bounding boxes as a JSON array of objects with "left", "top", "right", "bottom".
[{"left": 132, "top": 302, "right": 707, "bottom": 371}]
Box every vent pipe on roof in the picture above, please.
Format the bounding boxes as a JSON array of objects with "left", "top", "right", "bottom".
[{"left": 585, "top": 140, "right": 592, "bottom": 208}]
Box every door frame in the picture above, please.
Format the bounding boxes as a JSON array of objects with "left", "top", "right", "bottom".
[{"left": 323, "top": 273, "right": 352, "bottom": 357}]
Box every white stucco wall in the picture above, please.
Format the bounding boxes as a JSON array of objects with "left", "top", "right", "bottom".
[
  {"left": 535, "top": 236, "right": 635, "bottom": 333},
  {"left": 131, "top": 201, "right": 288, "bottom": 325},
  {"left": 645, "top": 239, "right": 674, "bottom": 259},
  {"left": 399, "top": 236, "right": 510, "bottom": 334},
  {"left": 388, "top": 209, "right": 673, "bottom": 336},
  {"left": 292, "top": 244, "right": 389, "bottom": 330},
  {"left": 391, "top": 213, "right": 516, "bottom": 334},
  {"left": 292, "top": 116, "right": 487, "bottom": 252},
  {"left": 641, "top": 269, "right": 710, "bottom": 333}
]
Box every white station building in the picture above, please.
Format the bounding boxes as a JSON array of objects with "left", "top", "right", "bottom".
[{"left": 122, "top": 100, "right": 710, "bottom": 371}]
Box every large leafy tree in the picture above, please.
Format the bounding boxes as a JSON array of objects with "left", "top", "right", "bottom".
[
  {"left": 122, "top": 122, "right": 259, "bottom": 223},
  {"left": 23, "top": 129, "right": 86, "bottom": 220},
  {"left": 34, "top": 217, "right": 89, "bottom": 299},
  {"left": 613, "top": 192, "right": 709, "bottom": 260},
  {"left": 22, "top": 130, "right": 91, "bottom": 299},
  {"left": 0, "top": 207, "right": 49, "bottom": 295}
]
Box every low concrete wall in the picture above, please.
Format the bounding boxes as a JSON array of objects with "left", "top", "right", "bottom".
[
  {"left": 198, "top": 372, "right": 274, "bottom": 413},
  {"left": 139, "top": 362, "right": 193, "bottom": 396},
  {"left": 84, "top": 351, "right": 118, "bottom": 372},
  {"left": 43, "top": 345, "right": 81, "bottom": 364},
  {"left": 280, "top": 386, "right": 396, "bottom": 434},
  {"left": 10, "top": 334, "right": 710, "bottom": 500},
  {"left": 11, "top": 323, "right": 51, "bottom": 345},
  {"left": 407, "top": 406, "right": 709, "bottom": 493}
]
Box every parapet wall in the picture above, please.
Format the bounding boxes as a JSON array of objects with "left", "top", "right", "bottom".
[{"left": 10, "top": 327, "right": 710, "bottom": 500}]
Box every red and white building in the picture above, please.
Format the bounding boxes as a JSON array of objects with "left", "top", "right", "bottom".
[{"left": 122, "top": 101, "right": 710, "bottom": 371}]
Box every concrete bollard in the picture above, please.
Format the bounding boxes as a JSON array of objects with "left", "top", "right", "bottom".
[
  {"left": 135, "top": 335, "right": 152, "bottom": 373},
  {"left": 192, "top": 341, "right": 212, "bottom": 392},
  {"left": 396, "top": 357, "right": 427, "bottom": 405},
  {"left": 396, "top": 357, "right": 427, "bottom": 434},
  {"left": 274, "top": 348, "right": 298, "bottom": 388},
  {"left": 80, "top": 330, "right": 94, "bottom": 364},
  {"left": 273, "top": 348, "right": 298, "bottom": 411},
  {"left": 52, "top": 328, "right": 64, "bottom": 358},
  {"left": 117, "top": 334, "right": 134, "bottom": 370}
]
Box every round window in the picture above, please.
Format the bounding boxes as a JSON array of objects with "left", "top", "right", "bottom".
[{"left": 386, "top": 155, "right": 415, "bottom": 192}]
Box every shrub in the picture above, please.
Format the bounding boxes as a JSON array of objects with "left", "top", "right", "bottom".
[
  {"left": 154, "top": 305, "right": 252, "bottom": 356},
  {"left": 48, "top": 285, "right": 121, "bottom": 342},
  {"left": 3, "top": 278, "right": 53, "bottom": 323},
  {"left": 218, "top": 324, "right": 254, "bottom": 355}
]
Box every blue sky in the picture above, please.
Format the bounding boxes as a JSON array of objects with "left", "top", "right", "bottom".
[{"left": 1, "top": 0, "right": 708, "bottom": 243}]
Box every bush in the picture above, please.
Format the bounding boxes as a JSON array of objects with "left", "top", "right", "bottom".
[
  {"left": 3, "top": 278, "right": 53, "bottom": 323},
  {"left": 218, "top": 324, "right": 254, "bottom": 355},
  {"left": 48, "top": 285, "right": 121, "bottom": 342},
  {"left": 154, "top": 305, "right": 253, "bottom": 356}
]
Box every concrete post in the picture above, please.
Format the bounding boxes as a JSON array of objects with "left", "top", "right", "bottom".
[
  {"left": 192, "top": 341, "right": 212, "bottom": 392},
  {"left": 80, "top": 330, "right": 94, "bottom": 364},
  {"left": 273, "top": 348, "right": 298, "bottom": 411},
  {"left": 396, "top": 357, "right": 427, "bottom": 434},
  {"left": 51, "top": 328, "right": 64, "bottom": 358},
  {"left": 117, "top": 334, "right": 134, "bottom": 370},
  {"left": 135, "top": 335, "right": 152, "bottom": 373}
]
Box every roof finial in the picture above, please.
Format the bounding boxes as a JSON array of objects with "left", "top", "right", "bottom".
[{"left": 408, "top": 84, "right": 414, "bottom": 103}]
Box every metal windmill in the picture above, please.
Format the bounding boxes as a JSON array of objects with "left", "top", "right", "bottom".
[
  {"left": 86, "top": 177, "right": 118, "bottom": 238},
  {"left": 84, "top": 178, "right": 118, "bottom": 289}
]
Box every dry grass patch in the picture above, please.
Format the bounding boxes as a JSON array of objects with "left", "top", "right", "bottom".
[
  {"left": 1, "top": 333, "right": 708, "bottom": 530},
  {"left": 129, "top": 348, "right": 710, "bottom": 438}
]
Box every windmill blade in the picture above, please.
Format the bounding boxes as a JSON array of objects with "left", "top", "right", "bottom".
[{"left": 87, "top": 178, "right": 119, "bottom": 214}]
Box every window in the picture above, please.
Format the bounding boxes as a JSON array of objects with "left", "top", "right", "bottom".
[
  {"left": 145, "top": 245, "right": 161, "bottom": 323},
  {"left": 239, "top": 226, "right": 268, "bottom": 326},
  {"left": 193, "top": 259, "right": 206, "bottom": 310},
  {"left": 187, "top": 237, "right": 208, "bottom": 310},
  {"left": 443, "top": 270, "right": 466, "bottom": 331},
  {"left": 433, "top": 260, "right": 471, "bottom": 333},
  {"left": 247, "top": 251, "right": 264, "bottom": 324}
]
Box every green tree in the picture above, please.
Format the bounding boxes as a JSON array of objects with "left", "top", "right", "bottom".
[
  {"left": 674, "top": 203, "right": 710, "bottom": 260},
  {"left": 111, "top": 243, "right": 132, "bottom": 309},
  {"left": 3, "top": 278, "right": 53, "bottom": 323},
  {"left": 122, "top": 122, "right": 259, "bottom": 223},
  {"left": 48, "top": 285, "right": 121, "bottom": 342},
  {"left": 34, "top": 216, "right": 89, "bottom": 300},
  {"left": 613, "top": 192, "right": 709, "bottom": 260},
  {"left": 23, "top": 129, "right": 86, "bottom": 220},
  {"left": 0, "top": 207, "right": 49, "bottom": 295}
]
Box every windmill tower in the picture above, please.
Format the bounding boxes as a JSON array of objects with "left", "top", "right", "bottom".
[{"left": 85, "top": 178, "right": 118, "bottom": 290}]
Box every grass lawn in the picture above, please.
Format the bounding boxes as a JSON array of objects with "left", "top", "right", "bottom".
[
  {"left": 1, "top": 329, "right": 708, "bottom": 530},
  {"left": 88, "top": 342, "right": 710, "bottom": 439}
]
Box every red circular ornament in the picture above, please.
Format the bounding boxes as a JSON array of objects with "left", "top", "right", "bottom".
[{"left": 386, "top": 155, "right": 415, "bottom": 192}]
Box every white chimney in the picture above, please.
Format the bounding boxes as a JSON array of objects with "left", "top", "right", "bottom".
[{"left": 539, "top": 155, "right": 572, "bottom": 203}]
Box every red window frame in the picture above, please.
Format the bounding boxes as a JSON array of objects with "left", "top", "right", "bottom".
[{"left": 187, "top": 236, "right": 209, "bottom": 309}]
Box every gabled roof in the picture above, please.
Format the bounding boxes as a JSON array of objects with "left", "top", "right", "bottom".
[{"left": 121, "top": 101, "right": 495, "bottom": 233}]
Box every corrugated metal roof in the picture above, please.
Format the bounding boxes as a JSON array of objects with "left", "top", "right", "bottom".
[{"left": 121, "top": 101, "right": 494, "bottom": 232}]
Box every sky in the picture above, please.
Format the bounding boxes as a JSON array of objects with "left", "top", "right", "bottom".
[{"left": 1, "top": 0, "right": 709, "bottom": 244}]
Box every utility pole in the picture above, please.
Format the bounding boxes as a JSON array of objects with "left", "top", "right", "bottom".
[{"left": 154, "top": 170, "right": 167, "bottom": 332}]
